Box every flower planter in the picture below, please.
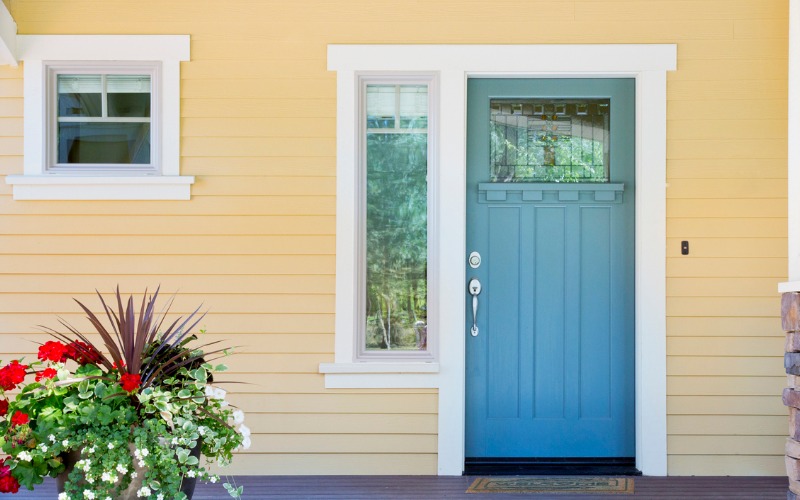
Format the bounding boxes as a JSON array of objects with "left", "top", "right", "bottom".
[{"left": 56, "top": 442, "right": 200, "bottom": 499}]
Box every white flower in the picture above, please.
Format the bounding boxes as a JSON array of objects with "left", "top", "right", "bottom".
[
  {"left": 157, "top": 495, "right": 164, "bottom": 500},
  {"left": 86, "top": 476, "right": 94, "bottom": 484},
  {"left": 204, "top": 385, "right": 214, "bottom": 397},
  {"left": 131, "top": 471, "right": 138, "bottom": 479},
  {"left": 140, "top": 448, "right": 149, "bottom": 457},
  {"left": 171, "top": 437, "right": 178, "bottom": 445},
  {"left": 241, "top": 436, "right": 252, "bottom": 450},
  {"left": 210, "top": 476, "right": 218, "bottom": 483},
  {"left": 101, "top": 471, "right": 115, "bottom": 483},
  {"left": 186, "top": 470, "right": 196, "bottom": 478},
  {"left": 58, "top": 493, "right": 68, "bottom": 500},
  {"left": 213, "top": 387, "right": 226, "bottom": 400},
  {"left": 136, "top": 486, "right": 151, "bottom": 497},
  {"left": 138, "top": 460, "right": 145, "bottom": 468},
  {"left": 49, "top": 434, "right": 56, "bottom": 443},
  {"left": 39, "top": 444, "right": 48, "bottom": 453},
  {"left": 116, "top": 464, "right": 128, "bottom": 474},
  {"left": 87, "top": 446, "right": 95, "bottom": 454},
  {"left": 107, "top": 443, "right": 114, "bottom": 450},
  {"left": 81, "top": 459, "right": 91, "bottom": 472},
  {"left": 232, "top": 409, "right": 245, "bottom": 424},
  {"left": 16, "top": 451, "right": 32, "bottom": 462},
  {"left": 198, "top": 426, "right": 206, "bottom": 436},
  {"left": 84, "top": 490, "right": 95, "bottom": 500},
  {"left": 62, "top": 439, "right": 69, "bottom": 447},
  {"left": 238, "top": 424, "right": 251, "bottom": 437}
]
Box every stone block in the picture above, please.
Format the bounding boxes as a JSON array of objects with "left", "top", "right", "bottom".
[
  {"left": 788, "top": 438, "right": 800, "bottom": 459},
  {"left": 789, "top": 333, "right": 800, "bottom": 353},
  {"left": 787, "top": 353, "right": 800, "bottom": 375},
  {"left": 785, "top": 388, "right": 800, "bottom": 409},
  {"left": 785, "top": 293, "right": 800, "bottom": 332},
  {"left": 789, "top": 490, "right": 798, "bottom": 500},
  {"left": 791, "top": 478, "right": 800, "bottom": 496},
  {"left": 788, "top": 456, "right": 800, "bottom": 481},
  {"left": 791, "top": 409, "right": 800, "bottom": 441}
]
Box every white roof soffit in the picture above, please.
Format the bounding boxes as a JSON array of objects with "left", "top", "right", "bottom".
[{"left": 0, "top": 2, "right": 16, "bottom": 66}]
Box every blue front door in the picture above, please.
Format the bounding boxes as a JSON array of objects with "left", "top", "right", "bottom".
[{"left": 465, "top": 78, "right": 635, "bottom": 459}]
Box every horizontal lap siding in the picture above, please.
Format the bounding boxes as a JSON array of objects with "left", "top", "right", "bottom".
[{"left": 0, "top": 0, "right": 789, "bottom": 476}]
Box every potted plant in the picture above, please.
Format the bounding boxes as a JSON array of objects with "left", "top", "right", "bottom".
[{"left": 0, "top": 287, "right": 250, "bottom": 499}]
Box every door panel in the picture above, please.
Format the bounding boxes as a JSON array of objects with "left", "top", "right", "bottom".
[{"left": 465, "top": 78, "right": 635, "bottom": 459}]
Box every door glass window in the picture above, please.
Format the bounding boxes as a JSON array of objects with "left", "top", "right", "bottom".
[
  {"left": 489, "top": 98, "right": 610, "bottom": 182},
  {"left": 364, "top": 84, "right": 429, "bottom": 353}
]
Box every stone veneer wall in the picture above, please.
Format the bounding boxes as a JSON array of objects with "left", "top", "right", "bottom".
[{"left": 783, "top": 292, "right": 800, "bottom": 498}]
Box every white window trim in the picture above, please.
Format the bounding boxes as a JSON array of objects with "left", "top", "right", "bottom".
[
  {"left": 787, "top": 0, "right": 800, "bottom": 289},
  {"left": 5, "top": 35, "right": 193, "bottom": 200},
  {"left": 324, "top": 44, "right": 675, "bottom": 476}
]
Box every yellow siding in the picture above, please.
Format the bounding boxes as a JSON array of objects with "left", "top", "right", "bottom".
[{"left": 0, "top": 0, "right": 789, "bottom": 476}]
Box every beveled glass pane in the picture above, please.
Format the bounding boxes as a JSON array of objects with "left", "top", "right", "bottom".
[
  {"left": 364, "top": 84, "right": 428, "bottom": 352},
  {"left": 58, "top": 123, "right": 150, "bottom": 164},
  {"left": 489, "top": 98, "right": 610, "bottom": 182}
]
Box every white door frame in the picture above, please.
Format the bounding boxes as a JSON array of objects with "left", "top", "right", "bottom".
[{"left": 327, "top": 44, "right": 676, "bottom": 476}]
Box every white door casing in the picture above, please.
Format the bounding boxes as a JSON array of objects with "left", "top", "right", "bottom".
[{"left": 327, "top": 44, "right": 676, "bottom": 476}]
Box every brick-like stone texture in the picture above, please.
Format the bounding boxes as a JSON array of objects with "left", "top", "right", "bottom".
[{"left": 784, "top": 293, "right": 800, "bottom": 332}]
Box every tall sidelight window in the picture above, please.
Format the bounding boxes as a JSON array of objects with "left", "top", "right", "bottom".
[
  {"left": 360, "top": 79, "right": 433, "bottom": 358},
  {"left": 48, "top": 64, "right": 159, "bottom": 173}
]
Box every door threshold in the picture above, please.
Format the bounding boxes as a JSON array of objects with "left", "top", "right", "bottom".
[{"left": 464, "top": 457, "right": 641, "bottom": 476}]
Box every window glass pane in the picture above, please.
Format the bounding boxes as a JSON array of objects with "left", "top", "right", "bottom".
[
  {"left": 107, "top": 75, "right": 151, "bottom": 118},
  {"left": 489, "top": 98, "right": 610, "bottom": 182},
  {"left": 58, "top": 123, "right": 150, "bottom": 164},
  {"left": 58, "top": 75, "right": 102, "bottom": 117},
  {"left": 365, "top": 84, "right": 428, "bottom": 352}
]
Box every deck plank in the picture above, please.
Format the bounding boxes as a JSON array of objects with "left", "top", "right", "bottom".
[{"left": 11, "top": 475, "right": 789, "bottom": 499}]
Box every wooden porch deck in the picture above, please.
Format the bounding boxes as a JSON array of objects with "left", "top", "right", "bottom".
[{"left": 12, "top": 475, "right": 789, "bottom": 499}]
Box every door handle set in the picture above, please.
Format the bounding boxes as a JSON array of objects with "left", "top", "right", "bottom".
[{"left": 468, "top": 277, "right": 481, "bottom": 337}]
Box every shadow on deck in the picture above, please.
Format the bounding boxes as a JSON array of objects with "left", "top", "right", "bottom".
[{"left": 12, "top": 475, "right": 789, "bottom": 499}]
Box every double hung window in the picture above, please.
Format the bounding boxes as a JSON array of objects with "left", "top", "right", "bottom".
[{"left": 51, "top": 65, "right": 157, "bottom": 173}]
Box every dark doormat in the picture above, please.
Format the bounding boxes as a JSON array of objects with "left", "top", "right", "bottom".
[{"left": 467, "top": 476, "right": 635, "bottom": 494}]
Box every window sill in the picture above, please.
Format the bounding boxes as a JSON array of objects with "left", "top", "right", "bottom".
[
  {"left": 5, "top": 175, "right": 195, "bottom": 200},
  {"left": 319, "top": 362, "right": 440, "bottom": 389}
]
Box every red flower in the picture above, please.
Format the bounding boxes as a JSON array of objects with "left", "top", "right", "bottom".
[
  {"left": 37, "top": 340, "right": 68, "bottom": 363},
  {"left": 0, "top": 474, "right": 19, "bottom": 494},
  {"left": 0, "top": 361, "right": 28, "bottom": 391},
  {"left": 65, "top": 341, "right": 102, "bottom": 365},
  {"left": 120, "top": 373, "right": 141, "bottom": 393},
  {"left": 35, "top": 368, "right": 57, "bottom": 382},
  {"left": 9, "top": 411, "right": 28, "bottom": 427},
  {"left": 111, "top": 360, "right": 125, "bottom": 370},
  {"left": 0, "top": 399, "right": 7, "bottom": 417}
]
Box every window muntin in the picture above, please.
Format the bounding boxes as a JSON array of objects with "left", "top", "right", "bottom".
[
  {"left": 490, "top": 98, "right": 610, "bottom": 183},
  {"left": 361, "top": 82, "right": 431, "bottom": 357},
  {"left": 49, "top": 65, "right": 158, "bottom": 173}
]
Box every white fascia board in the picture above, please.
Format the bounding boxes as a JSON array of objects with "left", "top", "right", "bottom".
[
  {"left": 0, "top": 2, "right": 17, "bottom": 66},
  {"left": 329, "top": 44, "right": 677, "bottom": 73},
  {"left": 16, "top": 35, "right": 190, "bottom": 61},
  {"left": 789, "top": 0, "right": 800, "bottom": 280}
]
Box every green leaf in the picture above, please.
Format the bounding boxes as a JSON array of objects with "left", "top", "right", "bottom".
[
  {"left": 214, "top": 364, "right": 228, "bottom": 372},
  {"left": 154, "top": 401, "right": 169, "bottom": 413},
  {"left": 177, "top": 389, "right": 191, "bottom": 399},
  {"left": 191, "top": 367, "right": 207, "bottom": 383},
  {"left": 78, "top": 391, "right": 92, "bottom": 400},
  {"left": 94, "top": 381, "right": 107, "bottom": 398},
  {"left": 75, "top": 363, "right": 102, "bottom": 378}
]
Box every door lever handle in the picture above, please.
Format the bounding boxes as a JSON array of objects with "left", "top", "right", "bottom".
[{"left": 468, "top": 278, "right": 481, "bottom": 336}]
